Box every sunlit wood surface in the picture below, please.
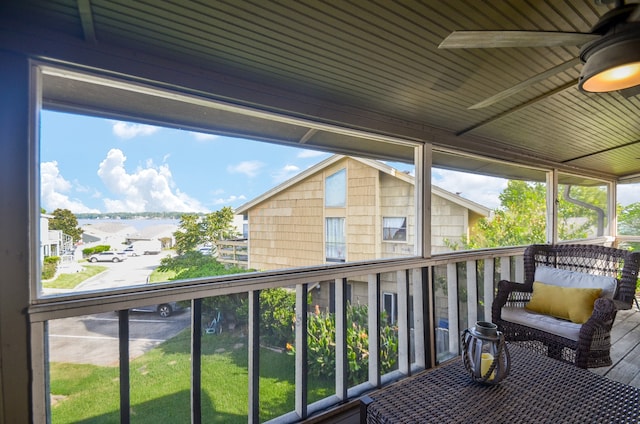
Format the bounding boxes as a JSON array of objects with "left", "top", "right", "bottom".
[{"left": 592, "top": 299, "right": 640, "bottom": 388}]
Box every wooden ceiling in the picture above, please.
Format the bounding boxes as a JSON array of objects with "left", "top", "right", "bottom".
[{"left": 2, "top": 0, "right": 640, "bottom": 181}]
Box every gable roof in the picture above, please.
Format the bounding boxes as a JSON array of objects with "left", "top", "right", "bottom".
[{"left": 235, "top": 155, "right": 491, "bottom": 217}]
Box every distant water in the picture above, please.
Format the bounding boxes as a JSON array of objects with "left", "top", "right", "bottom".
[{"left": 78, "top": 218, "right": 180, "bottom": 231}]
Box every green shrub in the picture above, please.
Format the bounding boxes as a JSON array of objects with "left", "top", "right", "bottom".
[
  {"left": 259, "top": 288, "right": 298, "bottom": 347},
  {"left": 81, "top": 245, "right": 110, "bottom": 257},
  {"left": 158, "top": 251, "right": 252, "bottom": 324},
  {"left": 289, "top": 303, "right": 398, "bottom": 385},
  {"left": 42, "top": 255, "right": 60, "bottom": 280}
]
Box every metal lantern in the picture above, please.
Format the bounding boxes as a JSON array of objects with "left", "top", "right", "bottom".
[{"left": 461, "top": 321, "right": 510, "bottom": 384}]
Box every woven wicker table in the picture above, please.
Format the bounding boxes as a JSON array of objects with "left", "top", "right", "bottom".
[{"left": 362, "top": 344, "right": 640, "bottom": 423}]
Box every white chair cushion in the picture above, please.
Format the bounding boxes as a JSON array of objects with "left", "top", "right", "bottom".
[
  {"left": 534, "top": 266, "right": 617, "bottom": 299},
  {"left": 501, "top": 306, "right": 581, "bottom": 341}
]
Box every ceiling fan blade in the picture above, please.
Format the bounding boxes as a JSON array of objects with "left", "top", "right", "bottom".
[
  {"left": 619, "top": 84, "right": 640, "bottom": 99},
  {"left": 469, "top": 58, "right": 580, "bottom": 109},
  {"left": 439, "top": 31, "right": 599, "bottom": 49},
  {"left": 628, "top": 4, "right": 640, "bottom": 22}
]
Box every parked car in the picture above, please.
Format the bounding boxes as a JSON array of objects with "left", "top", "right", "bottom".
[
  {"left": 88, "top": 251, "right": 127, "bottom": 263},
  {"left": 130, "top": 302, "right": 182, "bottom": 318},
  {"left": 123, "top": 246, "right": 138, "bottom": 256},
  {"left": 198, "top": 246, "right": 213, "bottom": 255}
]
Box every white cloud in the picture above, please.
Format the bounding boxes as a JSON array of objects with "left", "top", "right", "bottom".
[
  {"left": 617, "top": 183, "right": 640, "bottom": 206},
  {"left": 272, "top": 164, "right": 301, "bottom": 183},
  {"left": 191, "top": 132, "right": 218, "bottom": 141},
  {"left": 40, "top": 161, "right": 100, "bottom": 213},
  {"left": 97, "top": 149, "right": 208, "bottom": 213},
  {"left": 213, "top": 194, "right": 247, "bottom": 205},
  {"left": 432, "top": 169, "right": 507, "bottom": 209},
  {"left": 112, "top": 121, "right": 159, "bottom": 139},
  {"left": 227, "top": 160, "right": 264, "bottom": 178},
  {"left": 297, "top": 149, "right": 326, "bottom": 158}
]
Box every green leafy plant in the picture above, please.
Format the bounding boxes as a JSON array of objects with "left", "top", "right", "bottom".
[
  {"left": 173, "top": 207, "right": 239, "bottom": 255},
  {"left": 48, "top": 208, "right": 84, "bottom": 242},
  {"left": 42, "top": 255, "right": 60, "bottom": 280},
  {"left": 259, "top": 288, "right": 298, "bottom": 347},
  {"left": 81, "top": 245, "right": 110, "bottom": 257},
  {"left": 289, "top": 303, "right": 398, "bottom": 385},
  {"left": 157, "top": 252, "right": 252, "bottom": 325}
]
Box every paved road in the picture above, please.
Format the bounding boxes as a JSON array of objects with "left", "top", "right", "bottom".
[
  {"left": 75, "top": 252, "right": 174, "bottom": 291},
  {"left": 49, "top": 251, "right": 188, "bottom": 365},
  {"left": 48, "top": 309, "right": 191, "bottom": 366}
]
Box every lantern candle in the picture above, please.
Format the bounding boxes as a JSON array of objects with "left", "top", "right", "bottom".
[
  {"left": 461, "top": 321, "right": 510, "bottom": 384},
  {"left": 480, "top": 353, "right": 495, "bottom": 380}
]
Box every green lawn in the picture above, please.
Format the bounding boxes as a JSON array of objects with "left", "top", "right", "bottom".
[
  {"left": 50, "top": 330, "right": 333, "bottom": 423},
  {"left": 43, "top": 265, "right": 107, "bottom": 289},
  {"left": 148, "top": 267, "right": 176, "bottom": 283}
]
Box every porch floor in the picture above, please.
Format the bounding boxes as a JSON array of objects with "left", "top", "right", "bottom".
[
  {"left": 591, "top": 298, "right": 640, "bottom": 388},
  {"left": 306, "top": 301, "right": 640, "bottom": 423}
]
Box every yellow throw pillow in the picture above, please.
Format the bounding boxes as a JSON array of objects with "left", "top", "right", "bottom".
[{"left": 525, "top": 282, "right": 602, "bottom": 324}]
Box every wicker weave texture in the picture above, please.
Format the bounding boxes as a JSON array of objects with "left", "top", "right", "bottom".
[
  {"left": 492, "top": 244, "right": 640, "bottom": 368},
  {"left": 364, "top": 344, "right": 640, "bottom": 423},
  {"left": 523, "top": 244, "right": 640, "bottom": 307}
]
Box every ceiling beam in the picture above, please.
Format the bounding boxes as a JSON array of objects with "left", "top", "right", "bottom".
[
  {"left": 77, "top": 0, "right": 97, "bottom": 44},
  {"left": 298, "top": 128, "right": 317, "bottom": 144},
  {"left": 562, "top": 138, "right": 640, "bottom": 163},
  {"left": 0, "top": 20, "right": 617, "bottom": 182}
]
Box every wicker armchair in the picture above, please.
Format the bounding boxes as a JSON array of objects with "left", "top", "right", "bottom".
[{"left": 492, "top": 244, "right": 640, "bottom": 368}]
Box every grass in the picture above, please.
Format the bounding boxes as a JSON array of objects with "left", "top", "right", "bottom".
[
  {"left": 43, "top": 265, "right": 107, "bottom": 289},
  {"left": 50, "top": 330, "right": 333, "bottom": 423},
  {"left": 148, "top": 267, "right": 176, "bottom": 283}
]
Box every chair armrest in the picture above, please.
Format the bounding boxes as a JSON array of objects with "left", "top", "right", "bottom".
[
  {"left": 575, "top": 297, "right": 617, "bottom": 367},
  {"left": 492, "top": 280, "right": 532, "bottom": 322},
  {"left": 587, "top": 297, "right": 617, "bottom": 324},
  {"left": 578, "top": 297, "right": 616, "bottom": 344}
]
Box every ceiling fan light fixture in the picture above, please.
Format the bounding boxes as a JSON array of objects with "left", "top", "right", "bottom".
[{"left": 579, "top": 38, "right": 640, "bottom": 93}]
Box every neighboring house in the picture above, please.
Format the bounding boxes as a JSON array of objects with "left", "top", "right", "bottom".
[
  {"left": 81, "top": 222, "right": 137, "bottom": 249},
  {"left": 126, "top": 224, "right": 177, "bottom": 250},
  {"left": 235, "top": 155, "right": 490, "bottom": 316},
  {"left": 40, "top": 214, "right": 73, "bottom": 263}
]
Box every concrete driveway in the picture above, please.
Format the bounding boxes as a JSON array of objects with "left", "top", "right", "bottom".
[
  {"left": 47, "top": 252, "right": 189, "bottom": 365},
  {"left": 48, "top": 309, "right": 191, "bottom": 366},
  {"left": 75, "top": 252, "right": 175, "bottom": 291}
]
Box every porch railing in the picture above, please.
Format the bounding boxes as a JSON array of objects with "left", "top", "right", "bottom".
[{"left": 29, "top": 246, "right": 529, "bottom": 423}]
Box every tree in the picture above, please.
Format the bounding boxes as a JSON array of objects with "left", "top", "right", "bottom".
[
  {"left": 48, "top": 208, "right": 83, "bottom": 242},
  {"left": 173, "top": 214, "right": 202, "bottom": 254},
  {"left": 156, "top": 251, "right": 252, "bottom": 324},
  {"left": 173, "top": 207, "right": 239, "bottom": 254},
  {"left": 618, "top": 202, "right": 640, "bottom": 236},
  {"left": 618, "top": 202, "right": 640, "bottom": 252},
  {"left": 451, "top": 180, "right": 601, "bottom": 250}
]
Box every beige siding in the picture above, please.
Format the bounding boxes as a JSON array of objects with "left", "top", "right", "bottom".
[
  {"left": 247, "top": 156, "right": 481, "bottom": 272},
  {"left": 248, "top": 173, "right": 324, "bottom": 270},
  {"left": 431, "top": 195, "right": 470, "bottom": 253},
  {"left": 345, "top": 159, "right": 378, "bottom": 261}
]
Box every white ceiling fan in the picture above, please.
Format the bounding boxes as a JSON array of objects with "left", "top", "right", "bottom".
[{"left": 438, "top": 0, "right": 640, "bottom": 107}]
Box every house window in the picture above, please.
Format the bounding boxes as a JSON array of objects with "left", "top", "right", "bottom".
[
  {"left": 383, "top": 292, "right": 397, "bottom": 324},
  {"left": 383, "top": 217, "right": 407, "bottom": 241},
  {"left": 325, "top": 217, "right": 345, "bottom": 262},
  {"left": 325, "top": 168, "right": 346, "bottom": 207}
]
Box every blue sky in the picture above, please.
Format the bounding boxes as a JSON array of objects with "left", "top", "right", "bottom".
[
  {"left": 40, "top": 110, "right": 337, "bottom": 214},
  {"left": 40, "top": 110, "right": 639, "bottom": 214}
]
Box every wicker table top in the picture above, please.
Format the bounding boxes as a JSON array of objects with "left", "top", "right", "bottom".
[{"left": 364, "top": 344, "right": 640, "bottom": 423}]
